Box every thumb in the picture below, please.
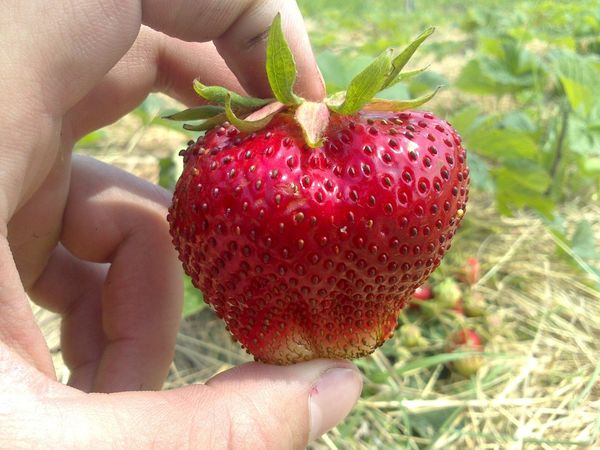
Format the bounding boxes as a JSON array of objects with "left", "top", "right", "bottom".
[
  {"left": 205, "top": 360, "right": 362, "bottom": 447},
  {"left": 31, "top": 360, "right": 362, "bottom": 449}
]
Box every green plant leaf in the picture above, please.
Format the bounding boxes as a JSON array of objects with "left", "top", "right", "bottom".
[
  {"left": 570, "top": 220, "right": 600, "bottom": 261},
  {"left": 498, "top": 111, "right": 537, "bottom": 133},
  {"left": 363, "top": 87, "right": 441, "bottom": 111},
  {"left": 381, "top": 27, "right": 434, "bottom": 90},
  {"left": 467, "top": 152, "right": 495, "bottom": 192},
  {"left": 550, "top": 221, "right": 600, "bottom": 288},
  {"left": 74, "top": 129, "right": 106, "bottom": 148},
  {"left": 387, "top": 66, "right": 430, "bottom": 88},
  {"left": 182, "top": 276, "right": 205, "bottom": 318},
  {"left": 412, "top": 407, "right": 463, "bottom": 442},
  {"left": 456, "top": 59, "right": 533, "bottom": 96},
  {"left": 266, "top": 13, "right": 302, "bottom": 105},
  {"left": 407, "top": 70, "right": 448, "bottom": 98},
  {"left": 224, "top": 95, "right": 279, "bottom": 133},
  {"left": 193, "top": 80, "right": 271, "bottom": 109},
  {"left": 134, "top": 94, "right": 168, "bottom": 124},
  {"left": 316, "top": 52, "right": 375, "bottom": 94},
  {"left": 330, "top": 49, "right": 394, "bottom": 115},
  {"left": 375, "top": 82, "right": 411, "bottom": 101},
  {"left": 551, "top": 49, "right": 600, "bottom": 114},
  {"left": 324, "top": 91, "right": 346, "bottom": 109},
  {"left": 467, "top": 128, "right": 539, "bottom": 161},
  {"left": 396, "top": 352, "right": 494, "bottom": 376},
  {"left": 157, "top": 155, "right": 177, "bottom": 191},
  {"left": 315, "top": 51, "right": 349, "bottom": 92},
  {"left": 494, "top": 177, "right": 555, "bottom": 218},
  {"left": 477, "top": 57, "right": 536, "bottom": 90},
  {"left": 582, "top": 157, "right": 600, "bottom": 174},
  {"left": 163, "top": 105, "right": 224, "bottom": 121},
  {"left": 448, "top": 106, "right": 485, "bottom": 137},
  {"left": 568, "top": 110, "right": 600, "bottom": 157},
  {"left": 182, "top": 113, "right": 227, "bottom": 131},
  {"left": 455, "top": 59, "right": 504, "bottom": 95},
  {"left": 492, "top": 160, "right": 551, "bottom": 194}
]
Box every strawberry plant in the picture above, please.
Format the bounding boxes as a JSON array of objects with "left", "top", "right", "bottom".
[
  {"left": 166, "top": 17, "right": 469, "bottom": 364},
  {"left": 447, "top": 328, "right": 484, "bottom": 377}
]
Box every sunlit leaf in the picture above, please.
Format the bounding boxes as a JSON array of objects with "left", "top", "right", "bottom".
[
  {"left": 468, "top": 128, "right": 539, "bottom": 161},
  {"left": 266, "top": 14, "right": 302, "bottom": 105},
  {"left": 330, "top": 49, "right": 394, "bottom": 115}
]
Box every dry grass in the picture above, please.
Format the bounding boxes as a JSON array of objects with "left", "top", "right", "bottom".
[{"left": 35, "top": 102, "right": 600, "bottom": 449}]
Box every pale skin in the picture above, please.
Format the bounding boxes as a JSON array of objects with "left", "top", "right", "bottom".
[{"left": 0, "top": 1, "right": 362, "bottom": 448}]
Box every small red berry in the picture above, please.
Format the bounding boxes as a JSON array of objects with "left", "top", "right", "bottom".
[
  {"left": 433, "top": 278, "right": 462, "bottom": 309},
  {"left": 463, "top": 291, "right": 486, "bottom": 317},
  {"left": 413, "top": 283, "right": 433, "bottom": 301},
  {"left": 448, "top": 329, "right": 484, "bottom": 377},
  {"left": 460, "top": 257, "right": 480, "bottom": 286}
]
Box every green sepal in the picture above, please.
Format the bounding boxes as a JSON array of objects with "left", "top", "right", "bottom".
[
  {"left": 330, "top": 49, "right": 394, "bottom": 115},
  {"left": 385, "top": 66, "right": 430, "bottom": 88},
  {"left": 193, "top": 80, "right": 272, "bottom": 109},
  {"left": 381, "top": 27, "right": 435, "bottom": 90},
  {"left": 224, "top": 95, "right": 279, "bottom": 133},
  {"left": 266, "top": 13, "right": 302, "bottom": 105},
  {"left": 295, "top": 101, "right": 330, "bottom": 148},
  {"left": 324, "top": 91, "right": 346, "bottom": 109},
  {"left": 363, "top": 86, "right": 442, "bottom": 111},
  {"left": 171, "top": 22, "right": 437, "bottom": 140},
  {"left": 163, "top": 105, "right": 224, "bottom": 121},
  {"left": 182, "top": 113, "right": 227, "bottom": 131}
]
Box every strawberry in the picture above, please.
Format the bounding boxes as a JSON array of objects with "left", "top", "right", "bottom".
[
  {"left": 166, "top": 17, "right": 469, "bottom": 364},
  {"left": 433, "top": 278, "right": 462, "bottom": 309},
  {"left": 412, "top": 283, "right": 433, "bottom": 301},
  {"left": 399, "top": 324, "right": 426, "bottom": 348},
  {"left": 463, "top": 290, "right": 486, "bottom": 317},
  {"left": 448, "top": 329, "right": 484, "bottom": 377},
  {"left": 459, "top": 256, "right": 480, "bottom": 286},
  {"left": 408, "top": 282, "right": 433, "bottom": 309},
  {"left": 452, "top": 299, "right": 465, "bottom": 316}
]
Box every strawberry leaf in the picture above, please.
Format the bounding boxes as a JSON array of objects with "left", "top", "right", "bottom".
[
  {"left": 381, "top": 27, "right": 435, "bottom": 90},
  {"left": 193, "top": 80, "right": 271, "bottom": 109},
  {"left": 385, "top": 66, "right": 431, "bottom": 88},
  {"left": 324, "top": 91, "right": 346, "bottom": 109},
  {"left": 182, "top": 113, "right": 227, "bottom": 131},
  {"left": 330, "top": 49, "right": 394, "bottom": 115},
  {"left": 266, "top": 13, "right": 302, "bottom": 105},
  {"left": 224, "top": 95, "right": 279, "bottom": 133},
  {"left": 163, "top": 105, "right": 224, "bottom": 121},
  {"left": 364, "top": 86, "right": 442, "bottom": 111},
  {"left": 295, "top": 101, "right": 330, "bottom": 147}
]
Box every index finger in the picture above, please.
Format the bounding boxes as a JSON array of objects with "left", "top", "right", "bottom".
[
  {"left": 214, "top": 1, "right": 325, "bottom": 100},
  {"left": 143, "top": 0, "right": 325, "bottom": 100},
  {"left": 18, "top": 0, "right": 324, "bottom": 115}
]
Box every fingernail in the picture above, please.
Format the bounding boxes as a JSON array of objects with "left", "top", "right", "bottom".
[{"left": 308, "top": 367, "right": 362, "bottom": 442}]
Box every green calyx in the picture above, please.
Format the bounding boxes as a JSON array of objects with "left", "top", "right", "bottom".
[{"left": 165, "top": 14, "right": 439, "bottom": 147}]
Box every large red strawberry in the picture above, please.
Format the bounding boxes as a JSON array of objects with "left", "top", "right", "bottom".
[{"left": 167, "top": 17, "right": 469, "bottom": 364}]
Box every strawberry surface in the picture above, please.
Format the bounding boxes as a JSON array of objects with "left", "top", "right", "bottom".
[{"left": 168, "top": 109, "right": 469, "bottom": 363}]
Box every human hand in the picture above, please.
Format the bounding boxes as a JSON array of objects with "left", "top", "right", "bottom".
[{"left": 0, "top": 1, "right": 361, "bottom": 447}]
